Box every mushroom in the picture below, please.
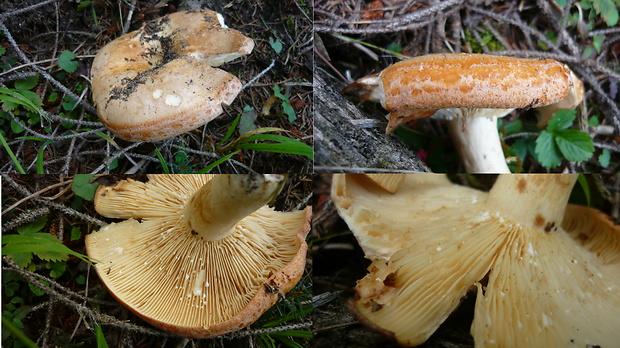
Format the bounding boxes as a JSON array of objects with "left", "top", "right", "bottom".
[
  {"left": 332, "top": 173, "right": 620, "bottom": 346},
  {"left": 536, "top": 70, "right": 585, "bottom": 127},
  {"left": 91, "top": 10, "right": 254, "bottom": 142},
  {"left": 349, "top": 53, "right": 576, "bottom": 173},
  {"left": 85, "top": 174, "right": 311, "bottom": 338}
]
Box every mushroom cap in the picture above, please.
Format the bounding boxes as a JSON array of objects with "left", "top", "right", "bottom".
[
  {"left": 379, "top": 53, "right": 572, "bottom": 112},
  {"left": 348, "top": 53, "right": 574, "bottom": 133},
  {"left": 91, "top": 10, "right": 254, "bottom": 142},
  {"left": 86, "top": 175, "right": 311, "bottom": 338},
  {"left": 334, "top": 174, "right": 620, "bottom": 346}
]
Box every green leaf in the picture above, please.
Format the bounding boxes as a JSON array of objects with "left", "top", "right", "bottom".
[
  {"left": 61, "top": 95, "right": 78, "bottom": 111},
  {"left": 94, "top": 324, "right": 109, "bottom": 348},
  {"left": 283, "top": 101, "right": 296, "bottom": 123},
  {"left": 547, "top": 109, "right": 575, "bottom": 132},
  {"left": 0, "top": 131, "right": 26, "bottom": 173},
  {"left": 15, "top": 76, "right": 39, "bottom": 91},
  {"left": 577, "top": 174, "right": 591, "bottom": 207},
  {"left": 2, "top": 314, "right": 39, "bottom": 348},
  {"left": 46, "top": 261, "right": 67, "bottom": 278},
  {"left": 599, "top": 148, "right": 611, "bottom": 167},
  {"left": 77, "top": 1, "right": 92, "bottom": 11},
  {"left": 239, "top": 105, "right": 258, "bottom": 134},
  {"left": 72, "top": 174, "right": 99, "bottom": 201},
  {"left": 592, "top": 34, "right": 605, "bottom": 53},
  {"left": 17, "top": 215, "right": 48, "bottom": 236},
  {"left": 535, "top": 130, "right": 563, "bottom": 168},
  {"left": 554, "top": 129, "right": 594, "bottom": 162},
  {"left": 70, "top": 226, "right": 82, "bottom": 241},
  {"left": 236, "top": 134, "right": 313, "bottom": 159},
  {"left": 503, "top": 119, "right": 522, "bottom": 135},
  {"left": 58, "top": 50, "right": 78, "bottom": 73},
  {"left": 273, "top": 85, "right": 296, "bottom": 122},
  {"left": 269, "top": 37, "right": 283, "bottom": 54},
  {"left": 588, "top": 115, "right": 600, "bottom": 127},
  {"left": 36, "top": 140, "right": 52, "bottom": 174},
  {"left": 10, "top": 119, "right": 25, "bottom": 134},
  {"left": 2, "top": 233, "right": 92, "bottom": 265},
  {"left": 593, "top": 0, "right": 619, "bottom": 26},
  {"left": 217, "top": 113, "right": 242, "bottom": 147},
  {"left": 154, "top": 147, "right": 171, "bottom": 174},
  {"left": 28, "top": 281, "right": 46, "bottom": 296},
  {"left": 196, "top": 150, "right": 240, "bottom": 174},
  {"left": 386, "top": 42, "right": 403, "bottom": 54},
  {"left": 554, "top": 0, "right": 567, "bottom": 7}
]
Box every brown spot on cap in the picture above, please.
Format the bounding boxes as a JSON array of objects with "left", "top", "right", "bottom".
[
  {"left": 534, "top": 214, "right": 545, "bottom": 228},
  {"left": 517, "top": 178, "right": 527, "bottom": 193}
]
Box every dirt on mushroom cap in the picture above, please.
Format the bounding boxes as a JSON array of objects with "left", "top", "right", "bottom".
[{"left": 90, "top": 10, "right": 254, "bottom": 142}]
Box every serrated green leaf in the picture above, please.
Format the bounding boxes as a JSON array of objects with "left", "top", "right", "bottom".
[
  {"left": 535, "top": 130, "right": 563, "bottom": 168},
  {"left": 2, "top": 233, "right": 92, "bottom": 265},
  {"left": 9, "top": 251, "right": 33, "bottom": 268},
  {"left": 554, "top": 129, "right": 594, "bottom": 162},
  {"left": 599, "top": 148, "right": 611, "bottom": 167},
  {"left": 14, "top": 76, "right": 39, "bottom": 91},
  {"left": 16, "top": 215, "right": 48, "bottom": 236},
  {"left": 547, "top": 109, "right": 576, "bottom": 132},
  {"left": 72, "top": 174, "right": 99, "bottom": 201},
  {"left": 58, "top": 50, "right": 78, "bottom": 73}
]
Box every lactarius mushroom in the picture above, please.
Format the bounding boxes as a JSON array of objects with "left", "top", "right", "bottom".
[
  {"left": 332, "top": 174, "right": 620, "bottom": 346},
  {"left": 349, "top": 53, "right": 575, "bottom": 173},
  {"left": 91, "top": 10, "right": 254, "bottom": 142},
  {"left": 85, "top": 174, "right": 311, "bottom": 338}
]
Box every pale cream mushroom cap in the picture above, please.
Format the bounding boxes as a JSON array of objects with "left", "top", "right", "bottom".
[
  {"left": 86, "top": 174, "right": 311, "bottom": 338},
  {"left": 91, "top": 10, "right": 254, "bottom": 142},
  {"left": 333, "top": 174, "right": 620, "bottom": 346}
]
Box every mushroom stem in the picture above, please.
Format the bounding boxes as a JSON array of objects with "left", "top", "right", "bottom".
[
  {"left": 447, "top": 114, "right": 511, "bottom": 173},
  {"left": 183, "top": 174, "right": 285, "bottom": 241},
  {"left": 487, "top": 174, "right": 578, "bottom": 231}
]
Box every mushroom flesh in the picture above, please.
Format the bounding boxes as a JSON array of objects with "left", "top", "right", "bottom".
[{"left": 332, "top": 174, "right": 620, "bottom": 346}]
